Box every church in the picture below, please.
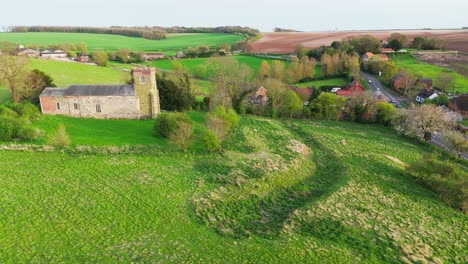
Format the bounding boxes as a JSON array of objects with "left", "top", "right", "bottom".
[{"left": 39, "top": 67, "right": 160, "bottom": 119}]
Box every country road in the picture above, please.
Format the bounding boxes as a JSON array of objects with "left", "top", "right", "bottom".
[{"left": 360, "top": 72, "right": 468, "bottom": 160}]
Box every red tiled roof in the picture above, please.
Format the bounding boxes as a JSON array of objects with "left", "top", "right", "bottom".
[{"left": 337, "top": 79, "right": 365, "bottom": 96}]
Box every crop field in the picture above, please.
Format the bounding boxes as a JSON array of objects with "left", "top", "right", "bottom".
[
  {"left": 0, "top": 113, "right": 466, "bottom": 262},
  {"left": 392, "top": 54, "right": 468, "bottom": 94},
  {"left": 0, "top": 32, "right": 243, "bottom": 52},
  {"left": 30, "top": 59, "right": 130, "bottom": 87},
  {"left": 295, "top": 78, "right": 347, "bottom": 88}
]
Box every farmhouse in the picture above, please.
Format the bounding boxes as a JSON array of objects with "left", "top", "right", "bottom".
[
  {"left": 40, "top": 50, "right": 68, "bottom": 59},
  {"left": 16, "top": 48, "right": 39, "bottom": 57},
  {"left": 337, "top": 78, "right": 365, "bottom": 97},
  {"left": 248, "top": 86, "right": 268, "bottom": 106},
  {"left": 76, "top": 53, "right": 89, "bottom": 63},
  {"left": 416, "top": 90, "right": 438, "bottom": 103},
  {"left": 362, "top": 52, "right": 374, "bottom": 62},
  {"left": 448, "top": 95, "right": 468, "bottom": 118},
  {"left": 362, "top": 52, "right": 389, "bottom": 62},
  {"left": 142, "top": 53, "right": 165, "bottom": 61},
  {"left": 39, "top": 67, "right": 160, "bottom": 119}
]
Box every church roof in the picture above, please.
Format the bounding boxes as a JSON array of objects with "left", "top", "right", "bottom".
[{"left": 40, "top": 85, "right": 136, "bottom": 97}]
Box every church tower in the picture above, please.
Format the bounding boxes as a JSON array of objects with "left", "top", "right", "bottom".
[{"left": 132, "top": 67, "right": 160, "bottom": 118}]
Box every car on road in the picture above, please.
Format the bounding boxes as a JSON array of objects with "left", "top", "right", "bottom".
[
  {"left": 389, "top": 99, "right": 397, "bottom": 104},
  {"left": 368, "top": 80, "right": 373, "bottom": 83}
]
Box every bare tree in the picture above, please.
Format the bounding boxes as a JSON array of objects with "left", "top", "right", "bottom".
[
  {"left": 396, "top": 69, "right": 417, "bottom": 96},
  {"left": 270, "top": 60, "right": 286, "bottom": 81},
  {"left": 263, "top": 78, "right": 288, "bottom": 116},
  {"left": 257, "top": 60, "right": 271, "bottom": 81},
  {"left": 168, "top": 121, "right": 193, "bottom": 152},
  {"left": 0, "top": 55, "right": 29, "bottom": 103}
]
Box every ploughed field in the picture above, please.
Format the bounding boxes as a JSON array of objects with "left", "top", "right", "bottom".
[
  {"left": 0, "top": 113, "right": 466, "bottom": 263},
  {"left": 251, "top": 30, "right": 468, "bottom": 53},
  {"left": 0, "top": 32, "right": 243, "bottom": 53}
]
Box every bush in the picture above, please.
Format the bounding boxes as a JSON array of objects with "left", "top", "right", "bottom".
[
  {"left": 168, "top": 121, "right": 193, "bottom": 152},
  {"left": 17, "top": 127, "right": 42, "bottom": 141},
  {"left": 203, "top": 130, "right": 221, "bottom": 153},
  {"left": 11, "top": 117, "right": 31, "bottom": 137},
  {"left": 0, "top": 105, "right": 19, "bottom": 118},
  {"left": 48, "top": 124, "right": 70, "bottom": 149},
  {"left": 0, "top": 117, "right": 14, "bottom": 141},
  {"left": 154, "top": 112, "right": 193, "bottom": 138},
  {"left": 10, "top": 102, "right": 40, "bottom": 120}
]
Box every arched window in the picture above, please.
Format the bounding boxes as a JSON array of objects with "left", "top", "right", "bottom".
[{"left": 140, "top": 75, "right": 146, "bottom": 84}]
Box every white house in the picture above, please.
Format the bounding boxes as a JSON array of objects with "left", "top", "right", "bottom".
[{"left": 416, "top": 90, "right": 438, "bottom": 103}]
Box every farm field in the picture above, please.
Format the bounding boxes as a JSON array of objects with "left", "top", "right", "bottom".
[
  {"left": 392, "top": 54, "right": 468, "bottom": 94},
  {"left": 0, "top": 114, "right": 466, "bottom": 263},
  {"left": 251, "top": 29, "right": 468, "bottom": 53},
  {"left": 295, "top": 78, "right": 347, "bottom": 88},
  {"left": 30, "top": 59, "right": 130, "bottom": 87},
  {"left": 147, "top": 55, "right": 292, "bottom": 78},
  {"left": 0, "top": 32, "right": 243, "bottom": 52}
]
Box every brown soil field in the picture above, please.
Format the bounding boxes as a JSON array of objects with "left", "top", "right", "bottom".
[{"left": 250, "top": 30, "right": 468, "bottom": 54}]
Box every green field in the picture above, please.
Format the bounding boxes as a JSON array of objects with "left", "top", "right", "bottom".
[
  {"left": 30, "top": 59, "right": 130, "bottom": 87},
  {"left": 392, "top": 54, "right": 468, "bottom": 93},
  {"left": 0, "top": 32, "right": 243, "bottom": 52},
  {"left": 148, "top": 55, "right": 292, "bottom": 78},
  {"left": 294, "top": 78, "right": 347, "bottom": 88},
  {"left": 0, "top": 113, "right": 466, "bottom": 262}
]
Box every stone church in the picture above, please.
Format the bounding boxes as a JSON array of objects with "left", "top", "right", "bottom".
[{"left": 39, "top": 67, "right": 160, "bottom": 119}]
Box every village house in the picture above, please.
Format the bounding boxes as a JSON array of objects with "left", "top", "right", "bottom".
[
  {"left": 416, "top": 89, "right": 438, "bottom": 103},
  {"left": 248, "top": 86, "right": 268, "bottom": 106},
  {"left": 337, "top": 78, "right": 365, "bottom": 97},
  {"left": 76, "top": 53, "right": 89, "bottom": 63},
  {"left": 16, "top": 48, "right": 39, "bottom": 57},
  {"left": 40, "top": 50, "right": 68, "bottom": 59},
  {"left": 39, "top": 67, "right": 160, "bottom": 119},
  {"left": 141, "top": 53, "right": 165, "bottom": 61},
  {"left": 381, "top": 48, "right": 395, "bottom": 54},
  {"left": 362, "top": 52, "right": 374, "bottom": 62},
  {"left": 362, "top": 52, "right": 389, "bottom": 62},
  {"left": 448, "top": 95, "right": 468, "bottom": 118}
]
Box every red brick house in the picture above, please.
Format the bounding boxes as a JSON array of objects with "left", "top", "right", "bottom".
[
  {"left": 337, "top": 79, "right": 365, "bottom": 97},
  {"left": 449, "top": 95, "right": 468, "bottom": 118},
  {"left": 77, "top": 53, "right": 89, "bottom": 63}
]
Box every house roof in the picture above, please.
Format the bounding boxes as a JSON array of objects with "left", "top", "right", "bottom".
[
  {"left": 363, "top": 52, "right": 374, "bottom": 58},
  {"left": 416, "top": 89, "right": 437, "bottom": 99},
  {"left": 381, "top": 48, "right": 395, "bottom": 53},
  {"left": 377, "top": 54, "right": 389, "bottom": 60},
  {"left": 450, "top": 95, "right": 468, "bottom": 111},
  {"left": 391, "top": 73, "right": 403, "bottom": 81},
  {"left": 40, "top": 85, "right": 136, "bottom": 97},
  {"left": 337, "top": 79, "right": 365, "bottom": 96}
]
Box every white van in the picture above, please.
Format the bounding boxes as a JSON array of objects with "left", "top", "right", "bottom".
[{"left": 331, "top": 87, "right": 341, "bottom": 93}]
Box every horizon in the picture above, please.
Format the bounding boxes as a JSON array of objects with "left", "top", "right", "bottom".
[{"left": 1, "top": 0, "right": 467, "bottom": 33}]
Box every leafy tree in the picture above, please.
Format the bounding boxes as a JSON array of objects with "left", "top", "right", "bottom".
[
  {"left": 388, "top": 39, "right": 403, "bottom": 51},
  {"left": 301, "top": 56, "right": 316, "bottom": 79},
  {"left": 168, "top": 120, "right": 193, "bottom": 152},
  {"left": 20, "top": 69, "right": 56, "bottom": 104},
  {"left": 314, "top": 92, "right": 346, "bottom": 120},
  {"left": 348, "top": 35, "right": 382, "bottom": 54},
  {"left": 48, "top": 124, "right": 70, "bottom": 149},
  {"left": 382, "top": 61, "right": 399, "bottom": 82},
  {"left": 77, "top": 42, "right": 88, "bottom": 54},
  {"left": 346, "top": 91, "right": 378, "bottom": 123},
  {"left": 295, "top": 44, "right": 309, "bottom": 58},
  {"left": 116, "top": 49, "right": 131, "bottom": 63},
  {"left": 281, "top": 90, "right": 303, "bottom": 118},
  {"left": 257, "top": 60, "right": 271, "bottom": 81},
  {"left": 395, "top": 69, "right": 417, "bottom": 95},
  {"left": 263, "top": 78, "right": 288, "bottom": 117},
  {"left": 423, "top": 94, "right": 449, "bottom": 107},
  {"left": 0, "top": 55, "right": 29, "bottom": 103},
  {"left": 157, "top": 73, "right": 194, "bottom": 112},
  {"left": 443, "top": 131, "right": 468, "bottom": 158},
  {"left": 375, "top": 102, "right": 396, "bottom": 126},
  {"left": 270, "top": 60, "right": 286, "bottom": 81},
  {"left": 154, "top": 112, "right": 192, "bottom": 138},
  {"left": 92, "top": 51, "right": 108, "bottom": 66},
  {"left": 435, "top": 72, "right": 455, "bottom": 92},
  {"left": 412, "top": 37, "right": 425, "bottom": 50},
  {"left": 320, "top": 53, "right": 332, "bottom": 76},
  {"left": 287, "top": 57, "right": 303, "bottom": 83},
  {"left": 388, "top": 33, "right": 408, "bottom": 50}
]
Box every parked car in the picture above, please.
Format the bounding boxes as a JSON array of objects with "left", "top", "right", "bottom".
[{"left": 331, "top": 87, "right": 341, "bottom": 93}]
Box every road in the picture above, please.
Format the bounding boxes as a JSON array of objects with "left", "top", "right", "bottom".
[
  {"left": 361, "top": 72, "right": 468, "bottom": 160},
  {"left": 360, "top": 72, "right": 399, "bottom": 103}
]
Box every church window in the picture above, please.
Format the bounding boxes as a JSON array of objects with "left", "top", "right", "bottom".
[
  {"left": 74, "top": 103, "right": 79, "bottom": 110},
  {"left": 140, "top": 75, "right": 146, "bottom": 84},
  {"left": 96, "top": 104, "right": 102, "bottom": 113},
  {"left": 57, "top": 103, "right": 60, "bottom": 109}
]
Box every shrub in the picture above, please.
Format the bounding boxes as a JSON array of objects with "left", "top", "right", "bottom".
[
  {"left": 0, "top": 117, "right": 14, "bottom": 141},
  {"left": 17, "top": 127, "right": 42, "bottom": 141},
  {"left": 168, "top": 121, "right": 193, "bottom": 152},
  {"left": 154, "top": 112, "right": 193, "bottom": 138},
  {"left": 48, "top": 124, "right": 70, "bottom": 149},
  {"left": 0, "top": 106, "right": 19, "bottom": 118},
  {"left": 11, "top": 117, "right": 31, "bottom": 137},
  {"left": 203, "top": 130, "right": 221, "bottom": 153},
  {"left": 10, "top": 102, "right": 40, "bottom": 120}
]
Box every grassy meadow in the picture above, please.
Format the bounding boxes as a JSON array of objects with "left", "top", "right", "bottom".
[
  {"left": 294, "top": 78, "right": 347, "bottom": 88},
  {"left": 0, "top": 113, "right": 466, "bottom": 263},
  {"left": 30, "top": 59, "right": 130, "bottom": 87},
  {"left": 0, "top": 86, "right": 10, "bottom": 104},
  {"left": 392, "top": 54, "right": 468, "bottom": 94},
  {"left": 0, "top": 32, "right": 243, "bottom": 52}
]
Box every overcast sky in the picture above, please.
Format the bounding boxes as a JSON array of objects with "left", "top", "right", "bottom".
[{"left": 1, "top": 0, "right": 467, "bottom": 32}]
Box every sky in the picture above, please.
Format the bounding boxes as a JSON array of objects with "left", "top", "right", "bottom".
[{"left": 1, "top": 0, "right": 467, "bottom": 32}]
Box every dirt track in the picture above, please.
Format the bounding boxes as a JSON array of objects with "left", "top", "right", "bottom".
[{"left": 250, "top": 30, "right": 468, "bottom": 54}]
